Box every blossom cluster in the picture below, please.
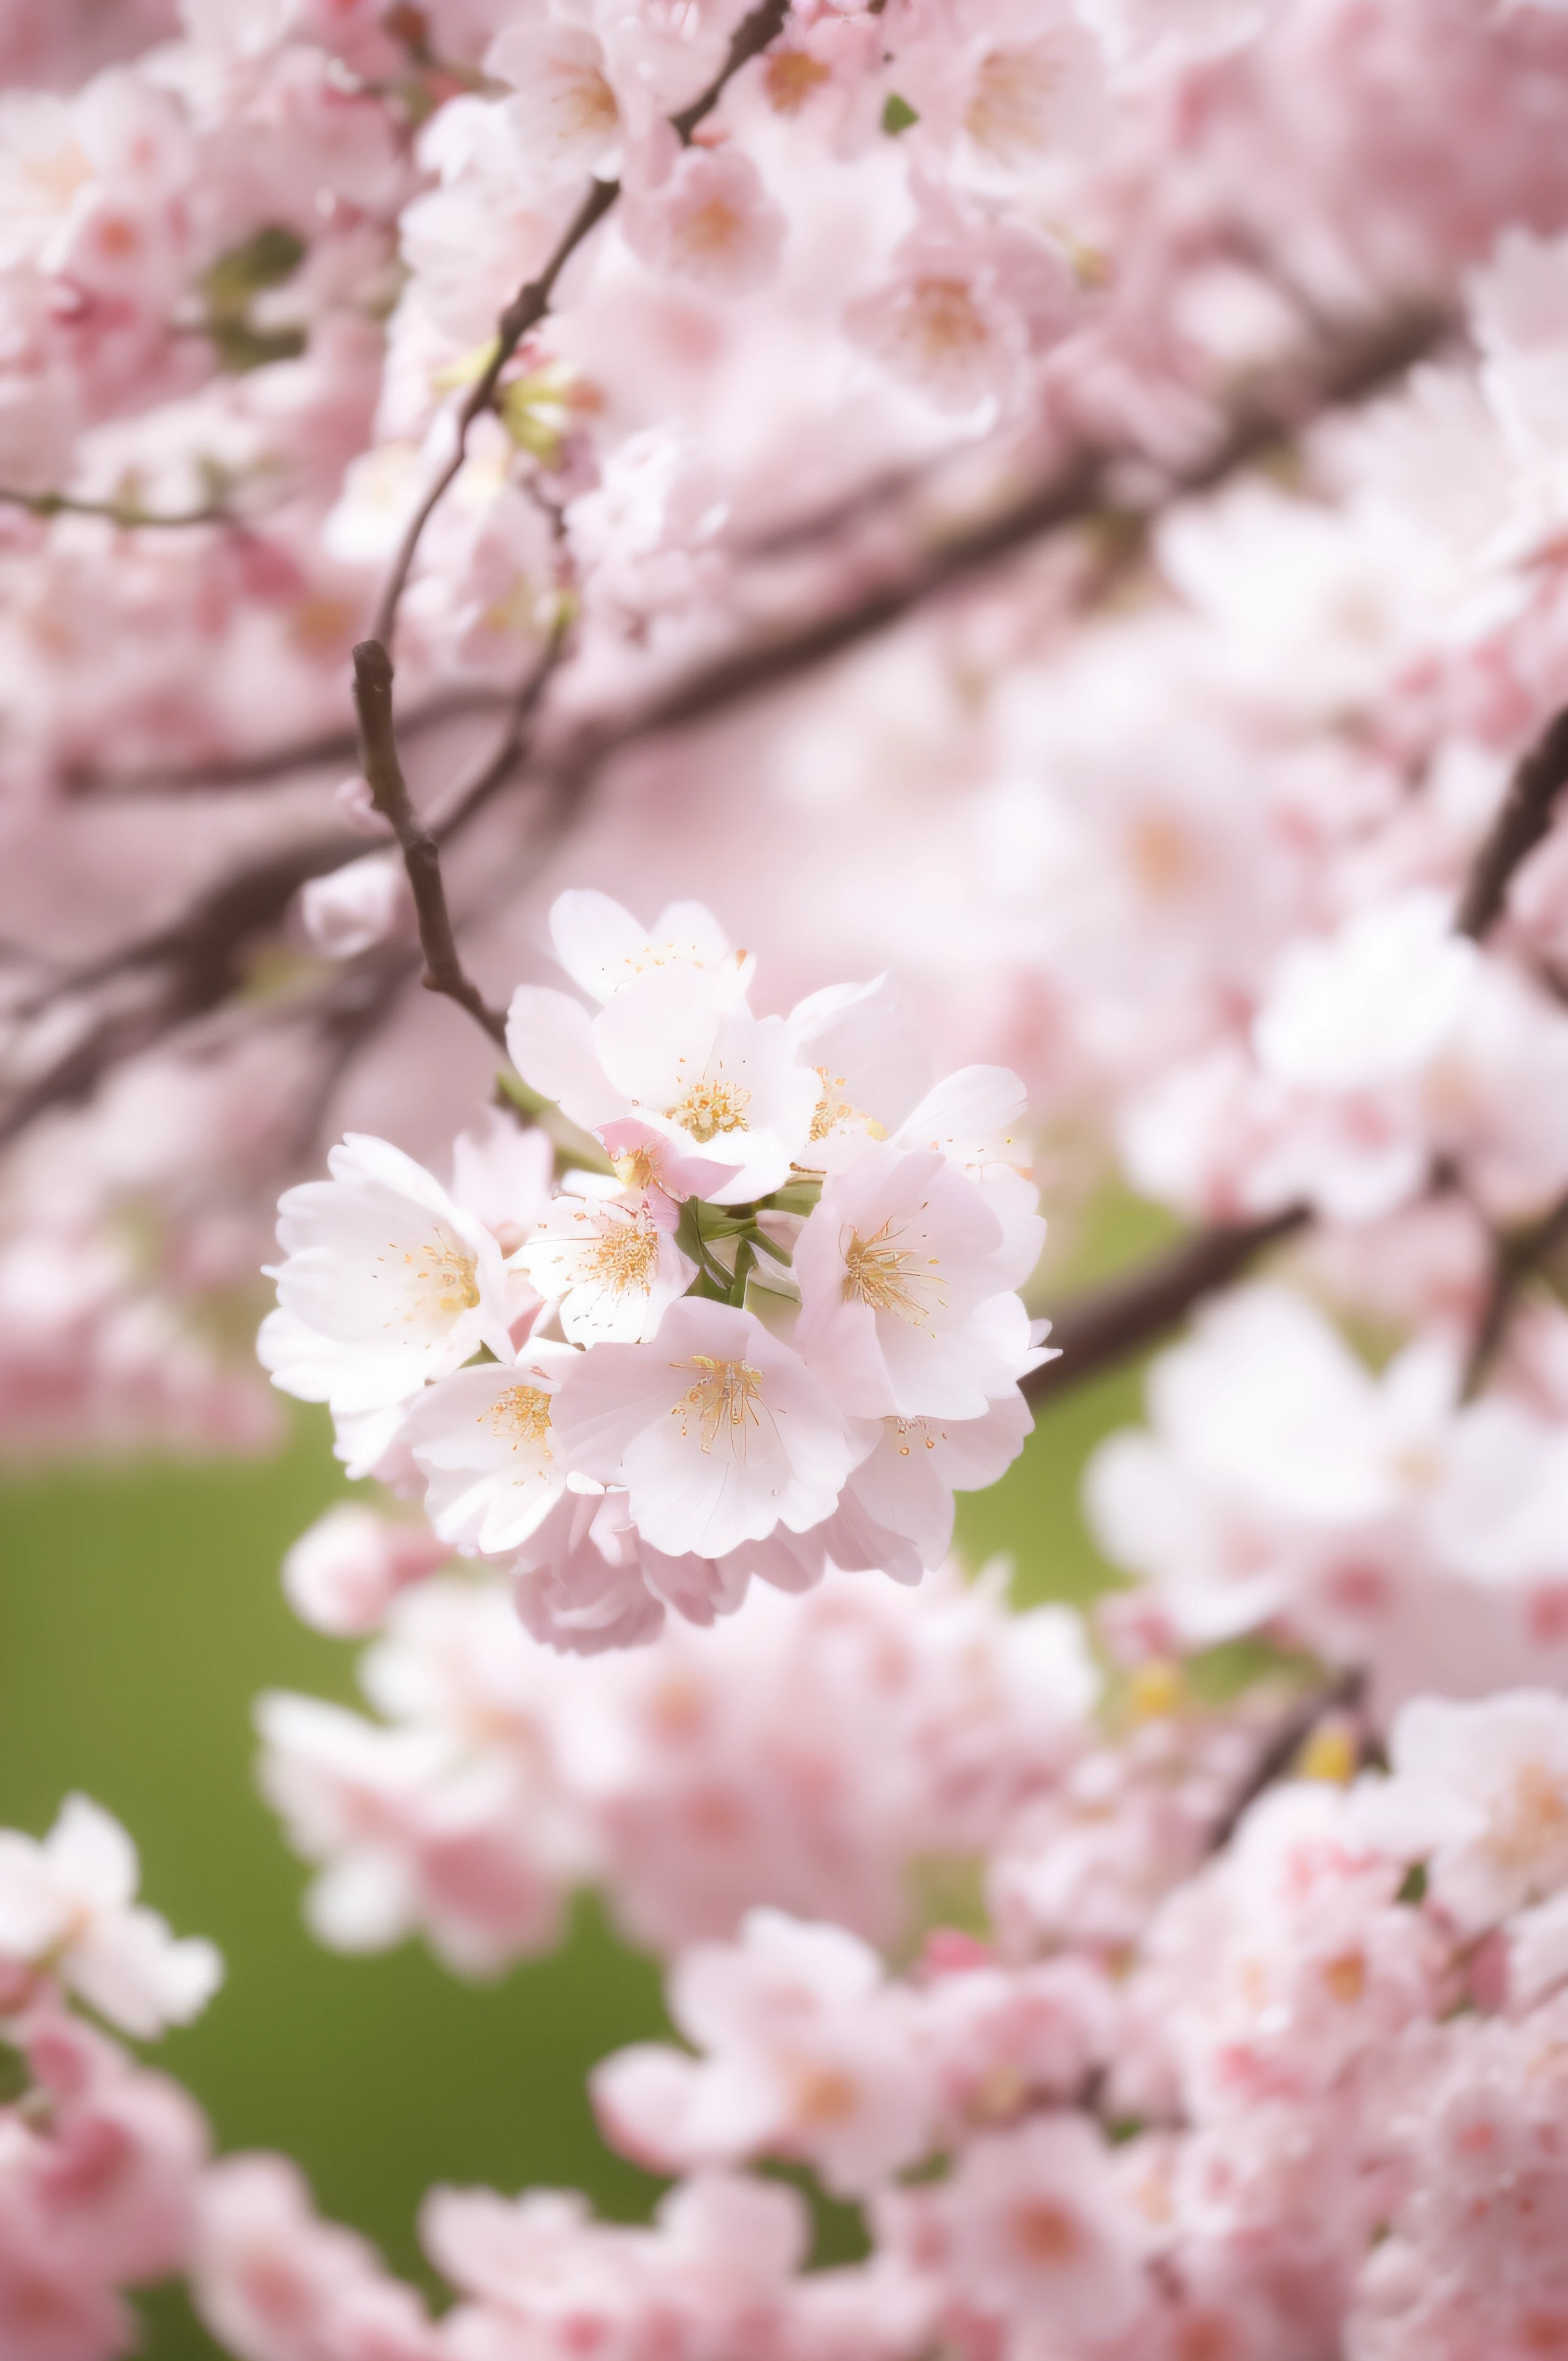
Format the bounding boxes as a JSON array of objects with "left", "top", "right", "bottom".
[
  {"left": 6, "top": 0, "right": 1568, "bottom": 1449},
  {"left": 259, "top": 888, "right": 1050, "bottom": 1650},
  {"left": 27, "top": 1686, "right": 1568, "bottom": 2359}
]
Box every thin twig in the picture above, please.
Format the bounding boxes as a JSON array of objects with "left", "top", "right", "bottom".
[
  {"left": 433, "top": 617, "right": 572, "bottom": 843},
  {"left": 67, "top": 685, "right": 513, "bottom": 797},
  {"left": 1462, "top": 1184, "right": 1568, "bottom": 1401},
  {"left": 352, "top": 639, "right": 509, "bottom": 1046},
  {"left": 0, "top": 486, "right": 228, "bottom": 531},
  {"left": 0, "top": 836, "right": 356, "bottom": 1148},
  {"left": 1208, "top": 1669, "right": 1366, "bottom": 1853},
  {"left": 1022, "top": 1208, "right": 1310, "bottom": 1405},
  {"left": 1455, "top": 704, "right": 1568, "bottom": 940},
  {"left": 370, "top": 0, "right": 791, "bottom": 657}
]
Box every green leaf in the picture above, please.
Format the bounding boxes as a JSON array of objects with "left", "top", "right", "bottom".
[
  {"left": 202, "top": 227, "right": 307, "bottom": 320},
  {"left": 206, "top": 321, "right": 308, "bottom": 376},
  {"left": 0, "top": 2038, "right": 27, "bottom": 2107},
  {"left": 881, "top": 92, "right": 919, "bottom": 135}
]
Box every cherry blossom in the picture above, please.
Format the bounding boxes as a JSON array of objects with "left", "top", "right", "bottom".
[{"left": 0, "top": 1797, "right": 221, "bottom": 2039}]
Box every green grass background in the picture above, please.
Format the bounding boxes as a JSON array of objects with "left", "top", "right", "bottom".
[{"left": 0, "top": 1205, "right": 1156, "bottom": 2356}]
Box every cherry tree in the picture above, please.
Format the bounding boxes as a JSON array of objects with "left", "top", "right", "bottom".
[{"left": 8, "top": 0, "right": 1568, "bottom": 2355}]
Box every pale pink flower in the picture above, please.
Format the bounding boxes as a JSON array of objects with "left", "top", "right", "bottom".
[
  {"left": 259, "top": 1136, "right": 521, "bottom": 1419},
  {"left": 793, "top": 1142, "right": 1038, "bottom": 1421},
  {"left": 594, "top": 1908, "right": 936, "bottom": 2197},
  {"left": 621, "top": 146, "right": 786, "bottom": 297},
  {"left": 1355, "top": 1692, "right": 1568, "bottom": 1933},
  {"left": 281, "top": 1503, "right": 453, "bottom": 1636},
  {"left": 192, "top": 2152, "right": 439, "bottom": 2361},
  {"left": 0, "top": 1797, "right": 221, "bottom": 2039},
  {"left": 508, "top": 962, "right": 817, "bottom": 1204},
  {"left": 296, "top": 853, "right": 413, "bottom": 962},
  {"left": 514, "top": 1180, "right": 696, "bottom": 1344},
  {"left": 550, "top": 1297, "right": 857, "bottom": 1559},
  {"left": 940, "top": 2114, "right": 1148, "bottom": 2340},
  {"left": 402, "top": 1342, "right": 578, "bottom": 1557},
  {"left": 546, "top": 889, "right": 754, "bottom": 1008},
  {"left": 825, "top": 1391, "right": 1033, "bottom": 1583},
  {"left": 484, "top": 18, "right": 623, "bottom": 186}
]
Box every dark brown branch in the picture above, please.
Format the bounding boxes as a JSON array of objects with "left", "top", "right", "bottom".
[
  {"left": 370, "top": 0, "right": 791, "bottom": 656},
  {"left": 1023, "top": 1207, "right": 1310, "bottom": 1405},
  {"left": 1455, "top": 704, "right": 1568, "bottom": 940},
  {"left": 0, "top": 835, "right": 355, "bottom": 1148},
  {"left": 1208, "top": 1669, "right": 1366, "bottom": 1853},
  {"left": 433, "top": 618, "right": 571, "bottom": 843},
  {"left": 352, "top": 639, "right": 508, "bottom": 1047},
  {"left": 1463, "top": 1183, "right": 1568, "bottom": 1401},
  {"left": 68, "top": 685, "right": 512, "bottom": 797}
]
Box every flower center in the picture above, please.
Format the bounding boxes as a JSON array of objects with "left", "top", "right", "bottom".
[
  {"left": 765, "top": 50, "right": 831, "bottom": 114},
  {"left": 843, "top": 1220, "right": 944, "bottom": 1328},
  {"left": 387, "top": 1230, "right": 480, "bottom": 1321},
  {"left": 809, "top": 1066, "right": 885, "bottom": 1146},
  {"left": 1011, "top": 2198, "right": 1083, "bottom": 2266},
  {"left": 556, "top": 66, "right": 618, "bottom": 141},
  {"left": 590, "top": 1212, "right": 660, "bottom": 1298},
  {"left": 487, "top": 1385, "right": 553, "bottom": 1457},
  {"left": 669, "top": 1078, "right": 751, "bottom": 1142},
  {"left": 1488, "top": 1760, "right": 1568, "bottom": 1874},
  {"left": 671, "top": 1355, "right": 763, "bottom": 1453},
  {"left": 965, "top": 45, "right": 1059, "bottom": 157}
]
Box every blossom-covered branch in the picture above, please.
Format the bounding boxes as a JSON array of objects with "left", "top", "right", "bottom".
[{"left": 367, "top": 0, "right": 794, "bottom": 657}]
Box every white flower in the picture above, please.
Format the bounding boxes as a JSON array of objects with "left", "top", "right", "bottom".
[
  {"left": 1355, "top": 1692, "right": 1568, "bottom": 1933},
  {"left": 0, "top": 1796, "right": 222, "bottom": 2036},
  {"left": 786, "top": 975, "right": 932, "bottom": 1173},
  {"left": 514, "top": 1181, "right": 697, "bottom": 1343},
  {"left": 508, "top": 964, "right": 817, "bottom": 1205},
  {"left": 1254, "top": 891, "right": 1479, "bottom": 1092},
  {"left": 296, "top": 854, "right": 412, "bottom": 961},
  {"left": 545, "top": 888, "right": 753, "bottom": 1006},
  {"left": 485, "top": 20, "right": 623, "bottom": 186},
  {"left": 550, "top": 1298, "right": 858, "bottom": 1559},
  {"left": 259, "top": 1134, "right": 520, "bottom": 1416},
  {"left": 793, "top": 1142, "right": 1038, "bottom": 1421},
  {"left": 827, "top": 1392, "right": 1034, "bottom": 1583},
  {"left": 403, "top": 1344, "right": 577, "bottom": 1557}
]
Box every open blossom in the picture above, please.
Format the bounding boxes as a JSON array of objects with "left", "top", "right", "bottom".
[
  {"left": 258, "top": 1136, "right": 520, "bottom": 1416},
  {"left": 620, "top": 145, "right": 787, "bottom": 297},
  {"left": 594, "top": 1910, "right": 934, "bottom": 2198},
  {"left": 514, "top": 1178, "right": 697, "bottom": 1343},
  {"left": 551, "top": 1296, "right": 858, "bottom": 1560},
  {"left": 281, "top": 1503, "right": 454, "bottom": 1636},
  {"left": 826, "top": 1391, "right": 1034, "bottom": 1583},
  {"left": 1355, "top": 1692, "right": 1568, "bottom": 1933},
  {"left": 402, "top": 1342, "right": 578, "bottom": 1557},
  {"left": 510, "top": 960, "right": 818, "bottom": 1205},
  {"left": 794, "top": 1142, "right": 1041, "bottom": 1421},
  {"left": 192, "top": 2152, "right": 439, "bottom": 2361},
  {"left": 0, "top": 1797, "right": 221, "bottom": 2038},
  {"left": 937, "top": 2114, "right": 1148, "bottom": 2342}
]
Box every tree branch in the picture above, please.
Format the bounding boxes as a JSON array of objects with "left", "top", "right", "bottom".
[
  {"left": 1455, "top": 704, "right": 1568, "bottom": 940},
  {"left": 545, "top": 306, "right": 1448, "bottom": 787},
  {"left": 1022, "top": 1207, "right": 1310, "bottom": 1405},
  {"left": 369, "top": 0, "right": 791, "bottom": 657},
  {"left": 1463, "top": 1183, "right": 1568, "bottom": 1400},
  {"left": 1208, "top": 1669, "right": 1366, "bottom": 1854},
  {"left": 352, "top": 639, "right": 509, "bottom": 1047},
  {"left": 0, "top": 486, "right": 229, "bottom": 531}
]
